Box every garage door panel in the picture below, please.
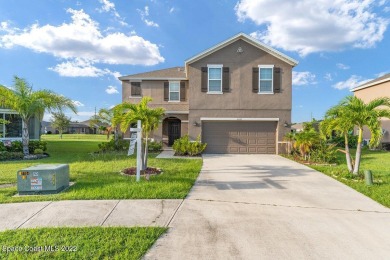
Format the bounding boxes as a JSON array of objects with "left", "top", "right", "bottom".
[{"left": 203, "top": 121, "right": 276, "bottom": 154}]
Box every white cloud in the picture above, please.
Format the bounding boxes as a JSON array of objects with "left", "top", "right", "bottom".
[
  {"left": 292, "top": 71, "right": 316, "bottom": 86},
  {"left": 48, "top": 58, "right": 119, "bottom": 78},
  {"left": 376, "top": 71, "right": 389, "bottom": 77},
  {"left": 105, "top": 85, "right": 119, "bottom": 94},
  {"left": 332, "top": 75, "right": 372, "bottom": 90},
  {"left": 0, "top": 9, "right": 164, "bottom": 66},
  {"left": 72, "top": 100, "right": 85, "bottom": 107},
  {"left": 97, "top": 0, "right": 128, "bottom": 26},
  {"left": 324, "top": 73, "right": 333, "bottom": 81},
  {"left": 138, "top": 6, "right": 159, "bottom": 27},
  {"left": 336, "top": 63, "right": 350, "bottom": 70},
  {"left": 237, "top": 0, "right": 388, "bottom": 56},
  {"left": 169, "top": 7, "right": 176, "bottom": 13}
]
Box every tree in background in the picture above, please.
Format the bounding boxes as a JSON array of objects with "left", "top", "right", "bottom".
[
  {"left": 0, "top": 76, "right": 77, "bottom": 155},
  {"left": 51, "top": 112, "right": 71, "bottom": 139},
  {"left": 113, "top": 97, "right": 164, "bottom": 171}
]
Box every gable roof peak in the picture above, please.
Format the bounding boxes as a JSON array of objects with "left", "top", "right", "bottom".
[{"left": 185, "top": 33, "right": 298, "bottom": 67}]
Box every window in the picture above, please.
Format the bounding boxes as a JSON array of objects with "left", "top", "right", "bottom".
[
  {"left": 169, "top": 81, "right": 180, "bottom": 101},
  {"left": 130, "top": 82, "right": 141, "bottom": 97},
  {"left": 259, "top": 65, "right": 274, "bottom": 93},
  {"left": 208, "top": 65, "right": 223, "bottom": 93}
]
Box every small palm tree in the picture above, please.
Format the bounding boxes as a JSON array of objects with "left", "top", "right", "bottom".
[
  {"left": 293, "top": 130, "right": 319, "bottom": 160},
  {"left": 341, "top": 96, "right": 390, "bottom": 174},
  {"left": 0, "top": 76, "right": 77, "bottom": 155},
  {"left": 321, "top": 104, "right": 355, "bottom": 173},
  {"left": 113, "top": 97, "right": 164, "bottom": 170},
  {"left": 90, "top": 108, "right": 116, "bottom": 140}
]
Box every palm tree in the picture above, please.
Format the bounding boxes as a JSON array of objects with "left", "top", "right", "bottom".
[
  {"left": 0, "top": 76, "right": 77, "bottom": 155},
  {"left": 90, "top": 108, "right": 116, "bottom": 140},
  {"left": 320, "top": 104, "right": 355, "bottom": 173},
  {"left": 340, "top": 96, "right": 390, "bottom": 175},
  {"left": 113, "top": 97, "right": 164, "bottom": 170},
  {"left": 293, "top": 130, "right": 319, "bottom": 161}
]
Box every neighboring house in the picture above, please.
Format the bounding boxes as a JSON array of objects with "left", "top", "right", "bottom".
[
  {"left": 352, "top": 73, "right": 390, "bottom": 145},
  {"left": 0, "top": 107, "right": 40, "bottom": 142},
  {"left": 119, "top": 33, "right": 298, "bottom": 154},
  {"left": 46, "top": 120, "right": 103, "bottom": 135}
]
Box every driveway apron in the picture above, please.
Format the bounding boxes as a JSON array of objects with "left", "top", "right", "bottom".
[{"left": 144, "top": 154, "right": 390, "bottom": 260}]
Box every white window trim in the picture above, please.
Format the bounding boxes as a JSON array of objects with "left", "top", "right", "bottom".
[
  {"left": 258, "top": 65, "right": 274, "bottom": 94},
  {"left": 169, "top": 81, "right": 180, "bottom": 102},
  {"left": 207, "top": 64, "right": 223, "bottom": 94}
]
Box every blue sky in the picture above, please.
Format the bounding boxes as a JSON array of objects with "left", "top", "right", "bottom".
[{"left": 0, "top": 0, "right": 389, "bottom": 123}]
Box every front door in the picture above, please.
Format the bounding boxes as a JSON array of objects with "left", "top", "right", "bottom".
[{"left": 168, "top": 121, "right": 181, "bottom": 146}]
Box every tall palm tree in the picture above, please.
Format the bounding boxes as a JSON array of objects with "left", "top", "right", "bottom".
[
  {"left": 113, "top": 97, "right": 164, "bottom": 170},
  {"left": 0, "top": 76, "right": 77, "bottom": 155},
  {"left": 320, "top": 104, "right": 355, "bottom": 173},
  {"left": 341, "top": 96, "right": 390, "bottom": 174}
]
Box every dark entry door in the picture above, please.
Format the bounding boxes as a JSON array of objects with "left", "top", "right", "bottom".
[{"left": 168, "top": 121, "right": 181, "bottom": 146}]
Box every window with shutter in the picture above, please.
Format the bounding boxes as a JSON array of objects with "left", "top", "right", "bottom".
[
  {"left": 207, "top": 64, "right": 223, "bottom": 93},
  {"left": 258, "top": 65, "right": 274, "bottom": 94},
  {"left": 169, "top": 81, "right": 180, "bottom": 101}
]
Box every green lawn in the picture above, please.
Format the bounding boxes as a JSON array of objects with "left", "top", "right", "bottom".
[
  {"left": 0, "top": 227, "right": 166, "bottom": 260},
  {"left": 309, "top": 149, "right": 390, "bottom": 208},
  {"left": 0, "top": 137, "right": 202, "bottom": 203},
  {"left": 41, "top": 134, "right": 109, "bottom": 141}
]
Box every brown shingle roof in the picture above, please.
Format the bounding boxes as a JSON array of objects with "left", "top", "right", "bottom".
[{"left": 118, "top": 67, "right": 186, "bottom": 80}]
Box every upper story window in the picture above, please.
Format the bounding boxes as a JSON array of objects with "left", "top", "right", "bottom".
[
  {"left": 169, "top": 81, "right": 180, "bottom": 101},
  {"left": 259, "top": 65, "right": 274, "bottom": 93},
  {"left": 130, "top": 82, "right": 141, "bottom": 97},
  {"left": 208, "top": 65, "right": 223, "bottom": 93}
]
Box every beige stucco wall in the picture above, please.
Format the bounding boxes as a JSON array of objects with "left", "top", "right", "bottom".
[
  {"left": 354, "top": 80, "right": 390, "bottom": 143},
  {"left": 187, "top": 39, "right": 293, "bottom": 144}
]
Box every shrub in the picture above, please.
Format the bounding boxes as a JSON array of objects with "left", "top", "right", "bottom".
[
  {"left": 310, "top": 142, "right": 338, "bottom": 164},
  {"left": 29, "top": 140, "right": 47, "bottom": 154},
  {"left": 0, "top": 142, "right": 5, "bottom": 152},
  {"left": 147, "top": 141, "right": 162, "bottom": 152},
  {"left": 34, "top": 148, "right": 44, "bottom": 155},
  {"left": 98, "top": 139, "right": 129, "bottom": 152},
  {"left": 173, "top": 135, "right": 206, "bottom": 156},
  {"left": 330, "top": 134, "right": 358, "bottom": 149},
  {"left": 0, "top": 151, "right": 24, "bottom": 161},
  {"left": 7, "top": 141, "right": 23, "bottom": 152}
]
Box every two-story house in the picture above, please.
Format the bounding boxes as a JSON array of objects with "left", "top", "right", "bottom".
[
  {"left": 352, "top": 73, "right": 390, "bottom": 146},
  {"left": 119, "top": 33, "right": 298, "bottom": 154}
]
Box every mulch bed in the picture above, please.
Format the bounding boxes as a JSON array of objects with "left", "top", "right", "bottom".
[{"left": 120, "top": 167, "right": 163, "bottom": 177}]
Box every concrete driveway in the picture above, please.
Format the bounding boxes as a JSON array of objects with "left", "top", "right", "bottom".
[{"left": 144, "top": 154, "right": 390, "bottom": 260}]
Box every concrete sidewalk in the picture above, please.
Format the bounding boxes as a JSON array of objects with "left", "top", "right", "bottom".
[{"left": 0, "top": 199, "right": 182, "bottom": 231}]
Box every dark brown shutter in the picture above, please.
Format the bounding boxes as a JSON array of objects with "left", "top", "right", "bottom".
[
  {"left": 131, "top": 82, "right": 141, "bottom": 96},
  {"left": 252, "top": 68, "right": 259, "bottom": 93},
  {"left": 164, "top": 81, "right": 169, "bottom": 101},
  {"left": 180, "top": 81, "right": 186, "bottom": 101},
  {"left": 274, "top": 67, "right": 281, "bottom": 93},
  {"left": 201, "top": 67, "right": 208, "bottom": 92},
  {"left": 222, "top": 67, "right": 230, "bottom": 93}
]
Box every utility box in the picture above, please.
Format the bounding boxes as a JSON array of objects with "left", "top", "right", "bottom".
[{"left": 17, "top": 164, "right": 69, "bottom": 195}]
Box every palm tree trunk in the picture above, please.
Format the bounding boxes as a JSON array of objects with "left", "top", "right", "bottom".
[
  {"left": 143, "top": 134, "right": 149, "bottom": 170},
  {"left": 353, "top": 128, "right": 363, "bottom": 175},
  {"left": 22, "top": 119, "right": 29, "bottom": 155},
  {"left": 344, "top": 133, "right": 353, "bottom": 173}
]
